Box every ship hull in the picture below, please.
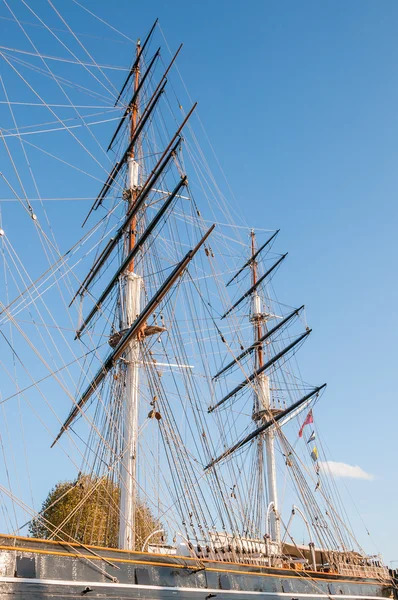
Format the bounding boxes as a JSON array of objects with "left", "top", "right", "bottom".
[
  {"left": 0, "top": 578, "right": 392, "bottom": 600},
  {"left": 0, "top": 536, "right": 392, "bottom": 600}
]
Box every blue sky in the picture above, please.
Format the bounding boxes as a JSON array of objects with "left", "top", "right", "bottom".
[
  {"left": 112, "top": 0, "right": 398, "bottom": 560},
  {"left": 0, "top": 0, "right": 397, "bottom": 562}
]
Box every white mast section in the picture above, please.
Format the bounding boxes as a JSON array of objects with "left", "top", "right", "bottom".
[
  {"left": 119, "top": 267, "right": 141, "bottom": 550},
  {"left": 257, "top": 372, "right": 280, "bottom": 544}
]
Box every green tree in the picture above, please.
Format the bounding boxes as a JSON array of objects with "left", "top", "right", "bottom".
[{"left": 29, "top": 475, "right": 163, "bottom": 550}]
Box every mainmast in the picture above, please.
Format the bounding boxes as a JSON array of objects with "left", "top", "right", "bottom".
[
  {"left": 53, "top": 22, "right": 215, "bottom": 553},
  {"left": 119, "top": 39, "right": 142, "bottom": 551},
  {"left": 249, "top": 231, "right": 281, "bottom": 547}
]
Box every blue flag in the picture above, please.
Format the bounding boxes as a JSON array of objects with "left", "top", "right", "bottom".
[{"left": 307, "top": 430, "right": 316, "bottom": 444}]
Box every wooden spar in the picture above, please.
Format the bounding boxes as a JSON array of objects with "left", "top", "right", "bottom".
[
  {"left": 82, "top": 79, "right": 166, "bottom": 227},
  {"left": 226, "top": 229, "right": 280, "bottom": 287},
  {"left": 82, "top": 162, "right": 119, "bottom": 224},
  {"left": 114, "top": 19, "right": 158, "bottom": 107},
  {"left": 69, "top": 141, "right": 182, "bottom": 307},
  {"left": 128, "top": 40, "right": 141, "bottom": 272},
  {"left": 204, "top": 384, "right": 326, "bottom": 469},
  {"left": 107, "top": 48, "right": 161, "bottom": 152},
  {"left": 213, "top": 305, "right": 305, "bottom": 380},
  {"left": 68, "top": 236, "right": 116, "bottom": 307},
  {"left": 251, "top": 231, "right": 264, "bottom": 370},
  {"left": 82, "top": 87, "right": 194, "bottom": 230},
  {"left": 221, "top": 253, "right": 287, "bottom": 320},
  {"left": 75, "top": 177, "right": 188, "bottom": 338},
  {"left": 109, "top": 43, "right": 183, "bottom": 153},
  {"left": 208, "top": 329, "right": 311, "bottom": 413},
  {"left": 70, "top": 148, "right": 180, "bottom": 306},
  {"left": 72, "top": 104, "right": 197, "bottom": 304},
  {"left": 51, "top": 225, "right": 215, "bottom": 447}
]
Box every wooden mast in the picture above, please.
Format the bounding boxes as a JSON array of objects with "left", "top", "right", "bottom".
[
  {"left": 128, "top": 40, "right": 140, "bottom": 268},
  {"left": 249, "top": 231, "right": 281, "bottom": 550},
  {"left": 251, "top": 231, "right": 263, "bottom": 369},
  {"left": 119, "top": 38, "right": 142, "bottom": 551}
]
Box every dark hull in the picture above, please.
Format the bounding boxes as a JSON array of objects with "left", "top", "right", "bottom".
[
  {"left": 0, "top": 536, "right": 392, "bottom": 600},
  {"left": 0, "top": 579, "right": 393, "bottom": 600}
]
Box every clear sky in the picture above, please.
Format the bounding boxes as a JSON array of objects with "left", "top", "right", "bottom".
[
  {"left": 0, "top": 0, "right": 397, "bottom": 562},
  {"left": 145, "top": 0, "right": 398, "bottom": 562},
  {"left": 104, "top": 0, "right": 398, "bottom": 561}
]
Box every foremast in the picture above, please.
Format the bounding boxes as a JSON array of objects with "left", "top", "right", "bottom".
[
  {"left": 119, "top": 39, "right": 142, "bottom": 551},
  {"left": 52, "top": 22, "right": 217, "bottom": 553}
]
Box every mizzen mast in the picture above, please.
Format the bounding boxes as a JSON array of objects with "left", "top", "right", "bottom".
[{"left": 249, "top": 231, "right": 281, "bottom": 548}]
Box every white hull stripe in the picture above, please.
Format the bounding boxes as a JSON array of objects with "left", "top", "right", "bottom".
[{"left": 0, "top": 576, "right": 387, "bottom": 598}]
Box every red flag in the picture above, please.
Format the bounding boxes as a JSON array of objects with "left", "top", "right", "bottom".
[{"left": 298, "top": 410, "right": 313, "bottom": 438}]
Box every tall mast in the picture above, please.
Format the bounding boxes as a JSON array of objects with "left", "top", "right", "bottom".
[
  {"left": 249, "top": 231, "right": 281, "bottom": 548},
  {"left": 119, "top": 39, "right": 142, "bottom": 551}
]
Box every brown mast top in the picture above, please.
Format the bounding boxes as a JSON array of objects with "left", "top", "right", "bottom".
[
  {"left": 128, "top": 39, "right": 141, "bottom": 272},
  {"left": 250, "top": 231, "right": 264, "bottom": 369}
]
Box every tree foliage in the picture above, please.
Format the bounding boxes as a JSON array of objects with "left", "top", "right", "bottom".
[{"left": 29, "top": 475, "right": 163, "bottom": 550}]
